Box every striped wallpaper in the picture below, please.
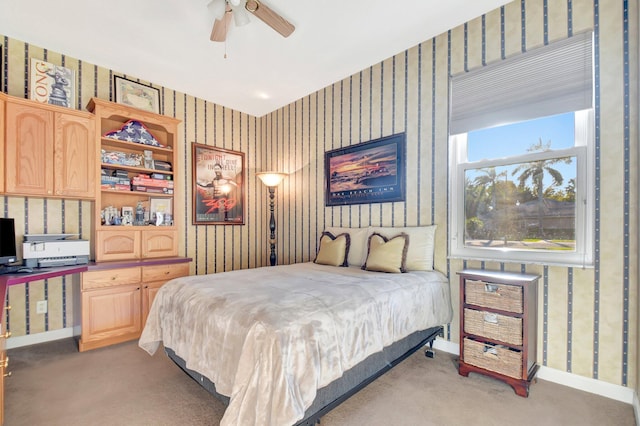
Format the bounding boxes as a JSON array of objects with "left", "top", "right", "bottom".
[{"left": 1, "top": 0, "right": 637, "bottom": 391}]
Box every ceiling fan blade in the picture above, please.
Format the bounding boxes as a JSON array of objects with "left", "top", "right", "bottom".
[
  {"left": 245, "top": 0, "right": 295, "bottom": 38},
  {"left": 210, "top": 5, "right": 233, "bottom": 42}
]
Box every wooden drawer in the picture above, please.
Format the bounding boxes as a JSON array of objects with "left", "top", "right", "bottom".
[
  {"left": 82, "top": 267, "right": 142, "bottom": 290},
  {"left": 463, "top": 308, "right": 523, "bottom": 345},
  {"left": 465, "top": 279, "right": 523, "bottom": 313},
  {"left": 142, "top": 263, "right": 189, "bottom": 282},
  {"left": 463, "top": 337, "right": 523, "bottom": 379}
]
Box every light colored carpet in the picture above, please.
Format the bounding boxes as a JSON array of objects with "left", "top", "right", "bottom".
[{"left": 4, "top": 338, "right": 636, "bottom": 425}]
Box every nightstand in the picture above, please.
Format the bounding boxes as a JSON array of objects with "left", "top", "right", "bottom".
[{"left": 457, "top": 269, "right": 539, "bottom": 397}]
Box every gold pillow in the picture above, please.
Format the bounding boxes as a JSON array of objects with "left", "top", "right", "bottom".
[
  {"left": 362, "top": 232, "right": 409, "bottom": 273},
  {"left": 314, "top": 232, "right": 351, "bottom": 267}
]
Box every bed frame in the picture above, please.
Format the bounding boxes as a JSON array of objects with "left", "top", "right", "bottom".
[{"left": 165, "top": 325, "right": 443, "bottom": 425}]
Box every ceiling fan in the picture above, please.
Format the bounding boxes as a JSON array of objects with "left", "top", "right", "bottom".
[{"left": 208, "top": 0, "right": 295, "bottom": 42}]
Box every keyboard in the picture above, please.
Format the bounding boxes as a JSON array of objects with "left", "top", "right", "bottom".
[{"left": 0, "top": 265, "right": 25, "bottom": 274}]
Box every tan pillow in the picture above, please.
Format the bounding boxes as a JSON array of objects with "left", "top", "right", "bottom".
[
  {"left": 362, "top": 232, "right": 409, "bottom": 273},
  {"left": 370, "top": 225, "right": 436, "bottom": 271},
  {"left": 324, "top": 226, "right": 371, "bottom": 266},
  {"left": 314, "top": 232, "right": 350, "bottom": 267}
]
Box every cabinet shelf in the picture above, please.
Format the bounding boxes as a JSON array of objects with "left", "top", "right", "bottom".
[
  {"left": 101, "top": 163, "right": 173, "bottom": 176},
  {"left": 100, "top": 137, "right": 174, "bottom": 155},
  {"left": 100, "top": 188, "right": 173, "bottom": 197}
]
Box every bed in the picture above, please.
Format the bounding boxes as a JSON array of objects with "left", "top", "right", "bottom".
[{"left": 139, "top": 226, "right": 453, "bottom": 426}]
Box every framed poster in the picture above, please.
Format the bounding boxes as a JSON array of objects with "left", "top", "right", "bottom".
[
  {"left": 30, "top": 58, "right": 75, "bottom": 108},
  {"left": 192, "top": 143, "right": 245, "bottom": 225},
  {"left": 325, "top": 133, "right": 406, "bottom": 206},
  {"left": 113, "top": 75, "right": 161, "bottom": 114}
]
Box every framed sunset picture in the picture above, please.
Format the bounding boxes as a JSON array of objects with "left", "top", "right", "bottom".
[{"left": 325, "top": 133, "right": 406, "bottom": 206}]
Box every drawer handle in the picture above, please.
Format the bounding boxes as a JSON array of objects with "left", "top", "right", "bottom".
[
  {"left": 483, "top": 313, "right": 498, "bottom": 324},
  {"left": 483, "top": 345, "right": 498, "bottom": 357},
  {"left": 484, "top": 284, "right": 500, "bottom": 294}
]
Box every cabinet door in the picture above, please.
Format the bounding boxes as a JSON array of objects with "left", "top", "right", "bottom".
[
  {"left": 96, "top": 230, "right": 141, "bottom": 261},
  {"left": 141, "top": 280, "right": 164, "bottom": 328},
  {"left": 5, "top": 101, "right": 54, "bottom": 196},
  {"left": 80, "top": 284, "right": 141, "bottom": 350},
  {"left": 54, "top": 112, "right": 95, "bottom": 198},
  {"left": 141, "top": 229, "right": 178, "bottom": 258},
  {"left": 141, "top": 263, "right": 189, "bottom": 325}
]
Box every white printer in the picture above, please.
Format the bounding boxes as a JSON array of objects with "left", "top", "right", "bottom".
[{"left": 23, "top": 234, "right": 90, "bottom": 268}]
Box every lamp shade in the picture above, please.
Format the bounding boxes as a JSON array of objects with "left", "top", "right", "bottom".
[
  {"left": 207, "top": 0, "right": 227, "bottom": 20},
  {"left": 230, "top": 2, "right": 250, "bottom": 26},
  {"left": 257, "top": 172, "right": 287, "bottom": 187}
]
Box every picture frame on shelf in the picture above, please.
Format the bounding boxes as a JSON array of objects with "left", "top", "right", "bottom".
[
  {"left": 150, "top": 197, "right": 172, "bottom": 226},
  {"left": 192, "top": 143, "right": 245, "bottom": 225},
  {"left": 324, "top": 133, "right": 406, "bottom": 206},
  {"left": 113, "top": 75, "right": 161, "bottom": 114},
  {"left": 121, "top": 206, "right": 134, "bottom": 225},
  {"left": 29, "top": 58, "right": 76, "bottom": 108}
]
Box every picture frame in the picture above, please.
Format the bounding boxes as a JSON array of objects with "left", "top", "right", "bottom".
[
  {"left": 149, "top": 197, "right": 173, "bottom": 226},
  {"left": 121, "top": 206, "right": 134, "bottom": 226},
  {"left": 192, "top": 143, "right": 245, "bottom": 225},
  {"left": 29, "top": 58, "right": 76, "bottom": 108},
  {"left": 113, "top": 75, "right": 161, "bottom": 114},
  {"left": 325, "top": 133, "right": 406, "bottom": 206}
]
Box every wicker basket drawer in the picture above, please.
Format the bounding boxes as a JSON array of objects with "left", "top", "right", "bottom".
[
  {"left": 465, "top": 280, "right": 523, "bottom": 313},
  {"left": 463, "top": 337, "right": 522, "bottom": 379},
  {"left": 464, "top": 308, "right": 523, "bottom": 345}
]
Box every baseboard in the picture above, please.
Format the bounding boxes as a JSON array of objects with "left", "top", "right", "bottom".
[
  {"left": 6, "top": 326, "right": 81, "bottom": 350},
  {"left": 433, "top": 338, "right": 635, "bottom": 406}
]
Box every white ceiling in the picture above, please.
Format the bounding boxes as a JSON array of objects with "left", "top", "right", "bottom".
[{"left": 1, "top": 0, "right": 510, "bottom": 117}]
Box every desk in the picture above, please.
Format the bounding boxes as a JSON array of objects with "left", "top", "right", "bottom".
[
  {"left": 0, "top": 264, "right": 88, "bottom": 425},
  {"left": 0, "top": 265, "right": 90, "bottom": 306}
]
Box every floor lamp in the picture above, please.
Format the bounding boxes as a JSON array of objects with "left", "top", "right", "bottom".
[{"left": 256, "top": 172, "right": 287, "bottom": 266}]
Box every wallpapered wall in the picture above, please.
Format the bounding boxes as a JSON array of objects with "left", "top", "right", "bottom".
[{"left": 1, "top": 0, "right": 638, "bottom": 391}]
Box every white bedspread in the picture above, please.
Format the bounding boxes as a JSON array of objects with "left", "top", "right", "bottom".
[{"left": 139, "top": 262, "right": 452, "bottom": 426}]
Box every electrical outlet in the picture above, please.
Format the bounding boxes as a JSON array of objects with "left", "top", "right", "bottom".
[{"left": 36, "top": 300, "right": 47, "bottom": 314}]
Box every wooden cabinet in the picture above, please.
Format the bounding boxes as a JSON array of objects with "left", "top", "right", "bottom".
[
  {"left": 87, "top": 98, "right": 180, "bottom": 262},
  {"left": 79, "top": 261, "right": 189, "bottom": 352},
  {"left": 141, "top": 263, "right": 189, "bottom": 326},
  {"left": 3, "top": 96, "right": 95, "bottom": 199},
  {"left": 457, "top": 269, "right": 539, "bottom": 397},
  {"left": 95, "top": 228, "right": 179, "bottom": 261}
]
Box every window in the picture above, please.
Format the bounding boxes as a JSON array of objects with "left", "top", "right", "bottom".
[{"left": 449, "top": 33, "right": 594, "bottom": 267}]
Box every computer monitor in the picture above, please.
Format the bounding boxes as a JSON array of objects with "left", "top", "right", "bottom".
[{"left": 0, "top": 218, "right": 18, "bottom": 266}]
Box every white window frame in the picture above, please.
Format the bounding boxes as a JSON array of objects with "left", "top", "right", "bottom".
[{"left": 449, "top": 109, "right": 594, "bottom": 267}]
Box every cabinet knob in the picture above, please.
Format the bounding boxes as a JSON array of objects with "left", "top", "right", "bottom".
[
  {"left": 0, "top": 331, "right": 11, "bottom": 339},
  {"left": 0, "top": 357, "right": 9, "bottom": 368},
  {"left": 5, "top": 305, "right": 11, "bottom": 311},
  {"left": 3, "top": 371, "right": 11, "bottom": 378}
]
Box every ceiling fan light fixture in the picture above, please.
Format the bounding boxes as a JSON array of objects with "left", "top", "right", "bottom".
[
  {"left": 207, "top": 0, "right": 227, "bottom": 20},
  {"left": 230, "top": 2, "right": 251, "bottom": 27},
  {"left": 228, "top": 0, "right": 242, "bottom": 6}
]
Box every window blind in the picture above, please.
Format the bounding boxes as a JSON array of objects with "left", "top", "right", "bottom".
[{"left": 449, "top": 31, "right": 593, "bottom": 135}]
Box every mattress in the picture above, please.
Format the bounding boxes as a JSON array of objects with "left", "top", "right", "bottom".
[{"left": 139, "top": 262, "right": 453, "bottom": 426}]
